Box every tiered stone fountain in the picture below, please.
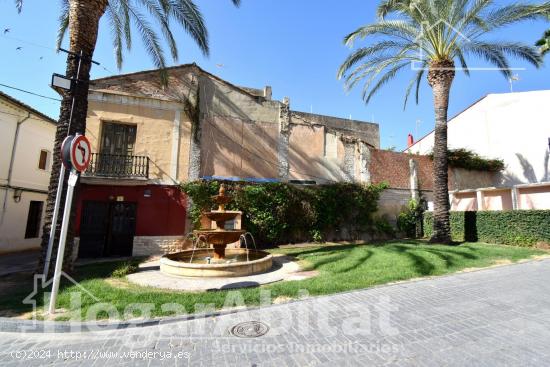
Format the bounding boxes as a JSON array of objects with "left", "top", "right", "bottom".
[{"left": 160, "top": 185, "right": 273, "bottom": 277}]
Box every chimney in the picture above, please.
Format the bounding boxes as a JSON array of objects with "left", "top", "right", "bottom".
[
  {"left": 263, "top": 86, "right": 272, "bottom": 100},
  {"left": 407, "top": 133, "right": 414, "bottom": 148}
]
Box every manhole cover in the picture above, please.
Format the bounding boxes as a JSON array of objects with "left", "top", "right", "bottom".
[{"left": 229, "top": 321, "right": 269, "bottom": 338}]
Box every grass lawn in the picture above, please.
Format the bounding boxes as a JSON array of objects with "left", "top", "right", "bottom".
[{"left": 0, "top": 241, "right": 546, "bottom": 321}]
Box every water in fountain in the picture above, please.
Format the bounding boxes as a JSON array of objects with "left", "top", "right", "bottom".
[
  {"left": 244, "top": 232, "right": 257, "bottom": 250},
  {"left": 186, "top": 184, "right": 245, "bottom": 264},
  {"left": 239, "top": 232, "right": 257, "bottom": 262},
  {"left": 188, "top": 234, "right": 209, "bottom": 264},
  {"left": 160, "top": 184, "right": 273, "bottom": 277}
]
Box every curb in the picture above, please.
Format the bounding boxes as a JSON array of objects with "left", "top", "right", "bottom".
[
  {"left": 1, "top": 256, "right": 549, "bottom": 334},
  {"left": 0, "top": 306, "right": 247, "bottom": 334}
]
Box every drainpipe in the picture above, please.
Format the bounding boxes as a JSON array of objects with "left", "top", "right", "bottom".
[{"left": 0, "top": 113, "right": 31, "bottom": 226}]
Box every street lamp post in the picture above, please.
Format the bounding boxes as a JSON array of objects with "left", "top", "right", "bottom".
[{"left": 44, "top": 49, "right": 99, "bottom": 278}]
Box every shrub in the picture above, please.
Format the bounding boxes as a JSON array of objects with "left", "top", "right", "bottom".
[
  {"left": 372, "top": 216, "right": 395, "bottom": 237},
  {"left": 181, "top": 180, "right": 388, "bottom": 245},
  {"left": 111, "top": 262, "right": 138, "bottom": 278},
  {"left": 397, "top": 198, "right": 425, "bottom": 238},
  {"left": 180, "top": 179, "right": 220, "bottom": 228},
  {"left": 423, "top": 210, "right": 550, "bottom": 246},
  {"left": 310, "top": 229, "right": 324, "bottom": 243}
]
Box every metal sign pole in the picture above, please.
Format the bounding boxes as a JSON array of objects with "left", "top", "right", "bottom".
[
  {"left": 44, "top": 51, "right": 84, "bottom": 277},
  {"left": 43, "top": 168, "right": 65, "bottom": 276},
  {"left": 48, "top": 170, "right": 79, "bottom": 314}
]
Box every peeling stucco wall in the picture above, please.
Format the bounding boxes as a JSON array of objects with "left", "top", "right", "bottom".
[
  {"left": 342, "top": 141, "right": 356, "bottom": 182},
  {"left": 89, "top": 64, "right": 381, "bottom": 184},
  {"left": 86, "top": 93, "right": 190, "bottom": 184},
  {"left": 278, "top": 97, "right": 290, "bottom": 181}
]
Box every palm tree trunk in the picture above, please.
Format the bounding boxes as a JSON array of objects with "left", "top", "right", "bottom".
[
  {"left": 427, "top": 60, "right": 455, "bottom": 244},
  {"left": 39, "top": 0, "right": 108, "bottom": 275}
]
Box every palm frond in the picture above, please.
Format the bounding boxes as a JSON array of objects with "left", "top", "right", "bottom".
[
  {"left": 14, "top": 0, "right": 22, "bottom": 13},
  {"left": 106, "top": 3, "right": 125, "bottom": 69},
  {"left": 343, "top": 50, "right": 421, "bottom": 91},
  {"left": 454, "top": 47, "right": 470, "bottom": 76},
  {"left": 337, "top": 41, "right": 410, "bottom": 79},
  {"left": 351, "top": 52, "right": 414, "bottom": 93},
  {"left": 129, "top": 7, "right": 166, "bottom": 71},
  {"left": 53, "top": 0, "right": 240, "bottom": 77},
  {"left": 344, "top": 21, "right": 419, "bottom": 46},
  {"left": 536, "top": 29, "right": 550, "bottom": 55},
  {"left": 458, "top": 0, "right": 492, "bottom": 28},
  {"left": 169, "top": 0, "right": 209, "bottom": 56},
  {"left": 482, "top": 3, "right": 550, "bottom": 31},
  {"left": 138, "top": 0, "right": 179, "bottom": 61},
  {"left": 339, "top": 0, "right": 547, "bottom": 107},
  {"left": 463, "top": 41, "right": 542, "bottom": 75},
  {"left": 56, "top": 0, "right": 69, "bottom": 50},
  {"left": 462, "top": 41, "right": 512, "bottom": 78},
  {"left": 403, "top": 63, "right": 426, "bottom": 109},
  {"left": 364, "top": 62, "right": 409, "bottom": 103},
  {"left": 377, "top": 0, "right": 411, "bottom": 19},
  {"left": 113, "top": 0, "right": 133, "bottom": 51}
]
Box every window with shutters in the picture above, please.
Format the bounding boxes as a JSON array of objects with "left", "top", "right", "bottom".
[
  {"left": 100, "top": 122, "right": 137, "bottom": 156},
  {"left": 98, "top": 122, "right": 138, "bottom": 176},
  {"left": 38, "top": 150, "right": 50, "bottom": 170}
]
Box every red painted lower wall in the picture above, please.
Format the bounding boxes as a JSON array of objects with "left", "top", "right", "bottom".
[{"left": 75, "top": 184, "right": 187, "bottom": 236}]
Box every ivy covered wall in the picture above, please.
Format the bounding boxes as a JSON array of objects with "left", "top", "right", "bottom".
[{"left": 181, "top": 180, "right": 389, "bottom": 245}]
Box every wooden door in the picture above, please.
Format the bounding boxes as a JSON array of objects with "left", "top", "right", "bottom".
[
  {"left": 78, "top": 201, "right": 109, "bottom": 258},
  {"left": 105, "top": 202, "right": 137, "bottom": 257},
  {"left": 99, "top": 122, "right": 137, "bottom": 175}
]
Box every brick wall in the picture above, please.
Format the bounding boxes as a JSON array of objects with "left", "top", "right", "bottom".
[
  {"left": 368, "top": 149, "right": 496, "bottom": 192},
  {"left": 369, "top": 149, "right": 433, "bottom": 190},
  {"left": 132, "top": 236, "right": 191, "bottom": 257}
]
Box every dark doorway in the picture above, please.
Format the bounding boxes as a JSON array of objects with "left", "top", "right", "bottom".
[
  {"left": 78, "top": 201, "right": 109, "bottom": 257},
  {"left": 24, "top": 201, "right": 44, "bottom": 238},
  {"left": 79, "top": 201, "right": 137, "bottom": 258},
  {"left": 106, "top": 202, "right": 137, "bottom": 256}
]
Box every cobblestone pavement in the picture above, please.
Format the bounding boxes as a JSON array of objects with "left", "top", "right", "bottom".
[
  {"left": 0, "top": 250, "right": 40, "bottom": 277},
  {"left": 2, "top": 259, "right": 550, "bottom": 366}
]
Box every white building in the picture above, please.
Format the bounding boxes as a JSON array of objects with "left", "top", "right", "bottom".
[
  {"left": 406, "top": 90, "right": 550, "bottom": 211},
  {"left": 0, "top": 91, "right": 56, "bottom": 253}
]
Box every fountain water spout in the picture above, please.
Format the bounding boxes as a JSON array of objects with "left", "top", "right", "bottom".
[{"left": 159, "top": 184, "right": 273, "bottom": 277}]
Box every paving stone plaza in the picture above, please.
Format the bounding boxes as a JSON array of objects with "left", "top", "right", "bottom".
[{"left": 1, "top": 259, "right": 550, "bottom": 366}]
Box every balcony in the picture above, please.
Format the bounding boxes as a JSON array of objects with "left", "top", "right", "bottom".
[{"left": 83, "top": 153, "right": 149, "bottom": 179}]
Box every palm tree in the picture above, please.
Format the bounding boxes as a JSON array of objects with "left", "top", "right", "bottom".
[
  {"left": 15, "top": 0, "right": 240, "bottom": 273},
  {"left": 536, "top": 28, "right": 550, "bottom": 54},
  {"left": 338, "top": 0, "right": 549, "bottom": 243}
]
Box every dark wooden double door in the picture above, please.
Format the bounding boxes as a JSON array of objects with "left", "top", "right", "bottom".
[{"left": 79, "top": 201, "right": 137, "bottom": 258}]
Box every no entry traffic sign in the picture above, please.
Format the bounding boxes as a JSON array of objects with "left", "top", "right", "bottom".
[
  {"left": 61, "top": 134, "right": 91, "bottom": 172},
  {"left": 61, "top": 135, "right": 74, "bottom": 170},
  {"left": 70, "top": 134, "right": 91, "bottom": 172}
]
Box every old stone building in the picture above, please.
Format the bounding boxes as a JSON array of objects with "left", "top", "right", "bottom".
[{"left": 75, "top": 64, "right": 381, "bottom": 257}]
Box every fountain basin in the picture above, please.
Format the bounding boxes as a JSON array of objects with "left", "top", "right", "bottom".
[
  {"left": 204, "top": 211, "right": 240, "bottom": 223},
  {"left": 194, "top": 229, "right": 245, "bottom": 245},
  {"left": 160, "top": 249, "right": 273, "bottom": 277}
]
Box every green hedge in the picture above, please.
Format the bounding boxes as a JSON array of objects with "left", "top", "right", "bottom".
[
  {"left": 181, "top": 180, "right": 388, "bottom": 245},
  {"left": 424, "top": 211, "right": 550, "bottom": 246}
]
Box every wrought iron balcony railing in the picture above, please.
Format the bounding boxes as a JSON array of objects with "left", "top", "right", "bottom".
[{"left": 84, "top": 153, "right": 149, "bottom": 179}]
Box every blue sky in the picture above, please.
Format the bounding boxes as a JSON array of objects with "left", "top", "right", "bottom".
[{"left": 0, "top": 0, "right": 549, "bottom": 150}]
